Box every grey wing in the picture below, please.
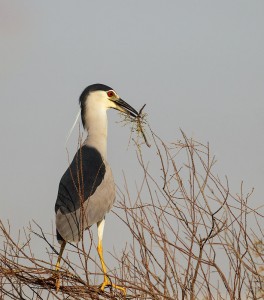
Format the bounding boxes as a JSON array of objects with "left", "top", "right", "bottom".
[{"left": 56, "top": 163, "right": 116, "bottom": 243}]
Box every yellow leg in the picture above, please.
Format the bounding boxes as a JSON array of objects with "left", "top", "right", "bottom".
[
  {"left": 54, "top": 241, "right": 66, "bottom": 291},
  {"left": 97, "top": 220, "right": 126, "bottom": 295}
]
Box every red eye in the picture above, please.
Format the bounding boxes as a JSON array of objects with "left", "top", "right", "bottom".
[{"left": 107, "top": 91, "right": 114, "bottom": 97}]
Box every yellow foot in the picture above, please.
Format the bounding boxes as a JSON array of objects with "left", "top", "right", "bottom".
[
  {"left": 48, "top": 272, "right": 61, "bottom": 292},
  {"left": 55, "top": 275, "right": 61, "bottom": 292},
  {"left": 100, "top": 278, "right": 126, "bottom": 295},
  {"left": 50, "top": 270, "right": 74, "bottom": 292}
]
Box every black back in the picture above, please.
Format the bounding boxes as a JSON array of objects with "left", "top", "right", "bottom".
[{"left": 55, "top": 145, "right": 106, "bottom": 215}]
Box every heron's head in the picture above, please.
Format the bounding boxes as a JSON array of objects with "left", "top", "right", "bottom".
[{"left": 79, "top": 83, "right": 138, "bottom": 128}]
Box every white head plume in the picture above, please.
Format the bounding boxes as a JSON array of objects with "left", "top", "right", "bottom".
[{"left": 65, "top": 110, "right": 81, "bottom": 146}]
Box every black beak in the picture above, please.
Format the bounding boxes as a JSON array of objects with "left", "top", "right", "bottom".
[{"left": 114, "top": 98, "right": 138, "bottom": 118}]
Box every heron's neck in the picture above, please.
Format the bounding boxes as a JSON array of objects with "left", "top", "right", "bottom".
[{"left": 83, "top": 109, "right": 108, "bottom": 159}]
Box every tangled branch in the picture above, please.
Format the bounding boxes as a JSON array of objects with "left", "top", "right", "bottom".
[{"left": 0, "top": 130, "right": 263, "bottom": 299}]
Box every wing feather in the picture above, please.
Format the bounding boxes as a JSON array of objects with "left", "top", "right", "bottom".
[{"left": 55, "top": 146, "right": 115, "bottom": 243}]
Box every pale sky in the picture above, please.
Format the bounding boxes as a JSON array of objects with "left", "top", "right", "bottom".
[{"left": 0, "top": 0, "right": 263, "bottom": 269}]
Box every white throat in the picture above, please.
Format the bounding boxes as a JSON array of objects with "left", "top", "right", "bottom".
[{"left": 83, "top": 102, "right": 108, "bottom": 160}]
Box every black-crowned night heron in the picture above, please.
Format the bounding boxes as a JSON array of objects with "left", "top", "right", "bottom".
[{"left": 54, "top": 84, "right": 138, "bottom": 294}]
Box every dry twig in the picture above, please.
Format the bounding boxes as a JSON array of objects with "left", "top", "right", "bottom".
[{"left": 1, "top": 129, "right": 263, "bottom": 299}]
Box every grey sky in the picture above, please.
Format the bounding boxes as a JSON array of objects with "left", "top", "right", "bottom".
[{"left": 0, "top": 0, "right": 263, "bottom": 265}]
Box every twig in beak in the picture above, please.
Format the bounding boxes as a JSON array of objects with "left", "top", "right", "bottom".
[{"left": 137, "top": 104, "right": 151, "bottom": 148}]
